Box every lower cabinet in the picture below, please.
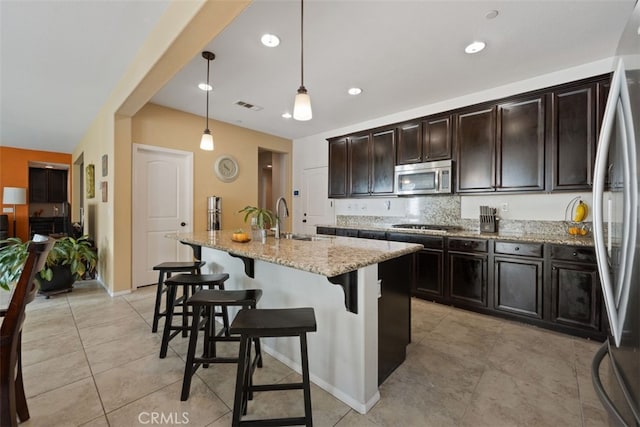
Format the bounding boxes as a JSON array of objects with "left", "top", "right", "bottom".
[
  {"left": 317, "top": 226, "right": 605, "bottom": 339},
  {"left": 493, "top": 241, "right": 544, "bottom": 319},
  {"left": 447, "top": 238, "right": 488, "bottom": 308},
  {"left": 549, "top": 245, "right": 602, "bottom": 334}
]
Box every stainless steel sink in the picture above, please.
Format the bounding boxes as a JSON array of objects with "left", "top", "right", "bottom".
[{"left": 282, "top": 233, "right": 331, "bottom": 241}]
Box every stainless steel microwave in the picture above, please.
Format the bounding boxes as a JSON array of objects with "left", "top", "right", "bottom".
[{"left": 394, "top": 160, "right": 453, "bottom": 195}]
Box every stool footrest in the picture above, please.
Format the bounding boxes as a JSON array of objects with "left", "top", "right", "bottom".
[
  {"left": 236, "top": 417, "right": 308, "bottom": 426},
  {"left": 250, "top": 382, "right": 304, "bottom": 392},
  {"left": 195, "top": 356, "right": 239, "bottom": 364}
]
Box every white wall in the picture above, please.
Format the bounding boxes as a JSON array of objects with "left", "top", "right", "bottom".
[{"left": 292, "top": 58, "right": 615, "bottom": 229}]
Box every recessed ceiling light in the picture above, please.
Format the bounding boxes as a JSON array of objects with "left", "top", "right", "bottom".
[
  {"left": 485, "top": 10, "right": 499, "bottom": 19},
  {"left": 198, "top": 83, "right": 212, "bottom": 91},
  {"left": 261, "top": 33, "right": 280, "bottom": 47},
  {"left": 348, "top": 87, "right": 362, "bottom": 95},
  {"left": 282, "top": 112, "right": 292, "bottom": 119},
  {"left": 465, "top": 41, "right": 486, "bottom": 54}
]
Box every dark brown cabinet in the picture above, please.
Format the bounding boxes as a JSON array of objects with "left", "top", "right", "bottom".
[
  {"left": 549, "top": 82, "right": 597, "bottom": 191},
  {"left": 493, "top": 241, "right": 544, "bottom": 319},
  {"left": 328, "top": 138, "right": 348, "bottom": 198},
  {"left": 497, "top": 95, "right": 545, "bottom": 191},
  {"left": 396, "top": 115, "right": 452, "bottom": 165},
  {"left": 447, "top": 238, "right": 489, "bottom": 308},
  {"left": 330, "top": 127, "right": 396, "bottom": 198},
  {"left": 456, "top": 106, "right": 496, "bottom": 192},
  {"left": 396, "top": 121, "right": 422, "bottom": 165},
  {"left": 387, "top": 232, "right": 444, "bottom": 300},
  {"left": 29, "top": 168, "right": 68, "bottom": 203},
  {"left": 549, "top": 245, "right": 601, "bottom": 333}
]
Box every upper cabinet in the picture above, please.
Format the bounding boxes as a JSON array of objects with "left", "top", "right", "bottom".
[
  {"left": 456, "top": 95, "right": 545, "bottom": 194},
  {"left": 497, "top": 95, "right": 545, "bottom": 191},
  {"left": 548, "top": 82, "right": 596, "bottom": 191},
  {"left": 456, "top": 106, "right": 496, "bottom": 192},
  {"left": 328, "top": 73, "right": 610, "bottom": 198},
  {"left": 396, "top": 114, "right": 452, "bottom": 165},
  {"left": 329, "top": 127, "right": 396, "bottom": 198},
  {"left": 328, "top": 138, "right": 348, "bottom": 198},
  {"left": 29, "top": 168, "right": 68, "bottom": 203}
]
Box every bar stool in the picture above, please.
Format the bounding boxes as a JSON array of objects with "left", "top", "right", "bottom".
[
  {"left": 181, "top": 289, "right": 263, "bottom": 401},
  {"left": 151, "top": 261, "right": 205, "bottom": 332},
  {"left": 159, "top": 273, "right": 229, "bottom": 358},
  {"left": 230, "top": 307, "right": 317, "bottom": 427}
]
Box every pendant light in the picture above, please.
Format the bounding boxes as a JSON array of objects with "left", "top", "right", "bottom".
[
  {"left": 200, "top": 51, "right": 215, "bottom": 151},
  {"left": 293, "top": 0, "right": 312, "bottom": 121}
]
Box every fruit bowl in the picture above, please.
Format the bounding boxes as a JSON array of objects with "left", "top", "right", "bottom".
[{"left": 566, "top": 221, "right": 590, "bottom": 236}]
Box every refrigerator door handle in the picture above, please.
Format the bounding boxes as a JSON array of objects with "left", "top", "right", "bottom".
[{"left": 593, "top": 58, "right": 636, "bottom": 347}]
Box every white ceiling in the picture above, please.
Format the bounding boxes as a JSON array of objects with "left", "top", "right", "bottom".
[{"left": 1, "top": 0, "right": 636, "bottom": 154}]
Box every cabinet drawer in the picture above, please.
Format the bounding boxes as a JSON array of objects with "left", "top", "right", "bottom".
[
  {"left": 495, "top": 241, "right": 543, "bottom": 258},
  {"left": 358, "top": 230, "right": 387, "bottom": 240},
  {"left": 387, "top": 232, "right": 443, "bottom": 249},
  {"left": 335, "top": 228, "right": 359, "bottom": 237},
  {"left": 316, "top": 226, "right": 336, "bottom": 235},
  {"left": 447, "top": 238, "right": 488, "bottom": 253},
  {"left": 549, "top": 245, "right": 596, "bottom": 263}
]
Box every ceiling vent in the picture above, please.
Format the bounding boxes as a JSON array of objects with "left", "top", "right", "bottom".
[{"left": 234, "top": 100, "right": 263, "bottom": 111}]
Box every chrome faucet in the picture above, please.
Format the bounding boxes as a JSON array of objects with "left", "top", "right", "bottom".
[{"left": 273, "top": 196, "right": 289, "bottom": 239}]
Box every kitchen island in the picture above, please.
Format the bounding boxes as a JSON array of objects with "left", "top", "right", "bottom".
[{"left": 166, "top": 230, "right": 422, "bottom": 413}]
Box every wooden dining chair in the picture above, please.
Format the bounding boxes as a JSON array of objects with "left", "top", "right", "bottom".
[{"left": 0, "top": 236, "right": 53, "bottom": 427}]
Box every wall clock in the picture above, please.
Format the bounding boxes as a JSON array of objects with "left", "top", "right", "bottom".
[{"left": 214, "top": 155, "right": 239, "bottom": 182}]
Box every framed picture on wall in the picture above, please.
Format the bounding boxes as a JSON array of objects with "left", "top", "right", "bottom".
[{"left": 86, "top": 164, "right": 95, "bottom": 199}]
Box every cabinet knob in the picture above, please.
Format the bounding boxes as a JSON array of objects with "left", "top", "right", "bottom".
[
  {"left": 552, "top": 266, "right": 557, "bottom": 270},
  {"left": 515, "top": 247, "right": 520, "bottom": 251},
  {"left": 180, "top": 222, "right": 187, "bottom": 227},
  {"left": 572, "top": 252, "right": 578, "bottom": 257}
]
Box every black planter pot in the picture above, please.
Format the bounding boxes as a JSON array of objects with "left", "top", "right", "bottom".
[{"left": 38, "top": 265, "right": 77, "bottom": 295}]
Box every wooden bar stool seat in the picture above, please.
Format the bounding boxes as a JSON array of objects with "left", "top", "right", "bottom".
[
  {"left": 151, "top": 261, "right": 205, "bottom": 333},
  {"left": 230, "top": 307, "right": 317, "bottom": 427},
  {"left": 159, "top": 273, "right": 229, "bottom": 359},
  {"left": 180, "top": 288, "right": 263, "bottom": 400}
]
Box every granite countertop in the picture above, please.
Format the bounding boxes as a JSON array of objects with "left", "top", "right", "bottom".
[
  {"left": 167, "top": 230, "right": 423, "bottom": 277},
  {"left": 318, "top": 224, "right": 595, "bottom": 247}
]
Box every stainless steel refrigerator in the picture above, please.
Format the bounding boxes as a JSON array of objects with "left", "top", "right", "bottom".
[{"left": 592, "top": 3, "right": 640, "bottom": 425}]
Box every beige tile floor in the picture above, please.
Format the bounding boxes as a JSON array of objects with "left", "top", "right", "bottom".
[{"left": 9, "top": 280, "right": 609, "bottom": 426}]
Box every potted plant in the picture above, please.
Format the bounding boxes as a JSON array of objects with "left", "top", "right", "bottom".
[
  {"left": 0, "top": 235, "right": 97, "bottom": 294},
  {"left": 238, "top": 206, "right": 276, "bottom": 242}
]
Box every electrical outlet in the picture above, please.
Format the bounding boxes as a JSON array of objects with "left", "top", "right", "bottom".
[
  {"left": 3, "top": 207, "right": 13, "bottom": 213},
  {"left": 501, "top": 203, "right": 509, "bottom": 212}
]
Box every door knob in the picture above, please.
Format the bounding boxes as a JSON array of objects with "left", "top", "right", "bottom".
[{"left": 180, "top": 222, "right": 186, "bottom": 226}]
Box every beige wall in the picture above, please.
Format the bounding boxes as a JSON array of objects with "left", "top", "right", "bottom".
[
  {"left": 132, "top": 103, "right": 292, "bottom": 232},
  {"left": 71, "top": 0, "right": 252, "bottom": 294}
]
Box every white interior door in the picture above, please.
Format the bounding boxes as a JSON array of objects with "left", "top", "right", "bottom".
[
  {"left": 132, "top": 144, "right": 193, "bottom": 288},
  {"left": 301, "top": 167, "right": 335, "bottom": 234}
]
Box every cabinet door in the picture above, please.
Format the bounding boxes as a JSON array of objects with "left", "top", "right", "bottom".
[
  {"left": 448, "top": 252, "right": 488, "bottom": 307},
  {"left": 370, "top": 128, "right": 396, "bottom": 195},
  {"left": 415, "top": 249, "right": 444, "bottom": 299},
  {"left": 549, "top": 84, "right": 595, "bottom": 190},
  {"left": 328, "top": 138, "right": 348, "bottom": 198},
  {"left": 48, "top": 169, "right": 68, "bottom": 202},
  {"left": 396, "top": 121, "right": 422, "bottom": 165},
  {"left": 423, "top": 114, "right": 451, "bottom": 160},
  {"left": 456, "top": 106, "right": 496, "bottom": 192},
  {"left": 494, "top": 256, "right": 543, "bottom": 319},
  {"left": 29, "top": 168, "right": 48, "bottom": 202},
  {"left": 348, "top": 134, "right": 371, "bottom": 196},
  {"left": 497, "top": 96, "right": 545, "bottom": 191},
  {"left": 550, "top": 260, "right": 601, "bottom": 331}
]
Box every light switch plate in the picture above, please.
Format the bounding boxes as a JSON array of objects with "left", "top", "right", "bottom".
[{"left": 2, "top": 207, "right": 13, "bottom": 213}]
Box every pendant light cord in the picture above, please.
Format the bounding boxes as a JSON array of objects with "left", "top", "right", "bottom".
[
  {"left": 205, "top": 57, "right": 211, "bottom": 130},
  {"left": 300, "top": 0, "right": 304, "bottom": 87}
]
